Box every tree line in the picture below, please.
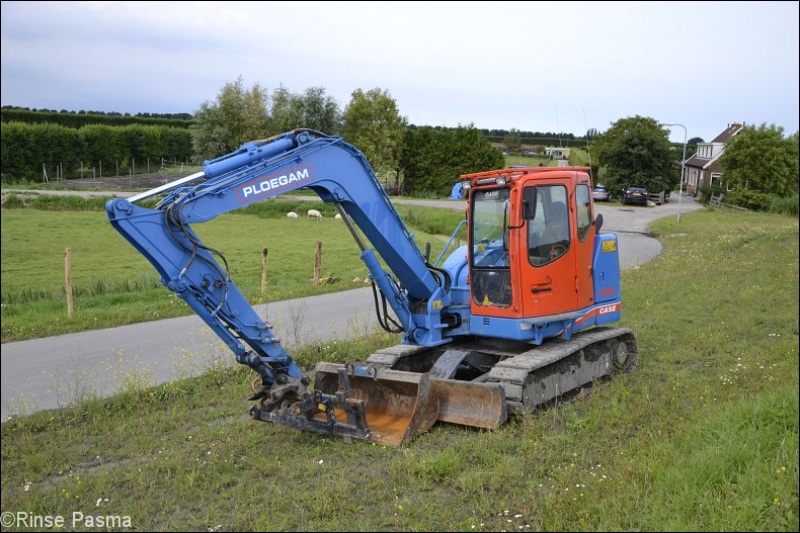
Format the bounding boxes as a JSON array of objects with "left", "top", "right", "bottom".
[
  {"left": 1, "top": 122, "right": 193, "bottom": 182},
  {"left": 0, "top": 79, "right": 590, "bottom": 192},
  {"left": 1, "top": 106, "right": 193, "bottom": 129},
  {"left": 0, "top": 79, "right": 506, "bottom": 194},
  {"left": 1, "top": 78, "right": 797, "bottom": 208}
]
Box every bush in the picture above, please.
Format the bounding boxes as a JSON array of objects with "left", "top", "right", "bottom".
[
  {"left": 1, "top": 193, "right": 26, "bottom": 208},
  {"left": 768, "top": 193, "right": 799, "bottom": 216},
  {"left": 725, "top": 189, "right": 770, "bottom": 211},
  {"left": 698, "top": 183, "right": 726, "bottom": 204}
]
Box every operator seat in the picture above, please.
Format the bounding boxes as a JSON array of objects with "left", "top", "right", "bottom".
[{"left": 540, "top": 201, "right": 569, "bottom": 261}]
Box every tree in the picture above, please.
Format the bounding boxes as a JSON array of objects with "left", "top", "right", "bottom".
[
  {"left": 593, "top": 115, "right": 679, "bottom": 195},
  {"left": 297, "top": 87, "right": 342, "bottom": 135},
  {"left": 192, "top": 76, "right": 270, "bottom": 161},
  {"left": 720, "top": 123, "right": 799, "bottom": 196},
  {"left": 448, "top": 125, "right": 507, "bottom": 179},
  {"left": 399, "top": 126, "right": 444, "bottom": 194},
  {"left": 268, "top": 85, "right": 303, "bottom": 135},
  {"left": 503, "top": 129, "right": 522, "bottom": 153},
  {"left": 342, "top": 88, "right": 408, "bottom": 187},
  {"left": 400, "top": 124, "right": 505, "bottom": 196},
  {"left": 268, "top": 85, "right": 342, "bottom": 136}
]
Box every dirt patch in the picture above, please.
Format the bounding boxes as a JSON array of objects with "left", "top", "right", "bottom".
[
  {"left": 1, "top": 173, "right": 198, "bottom": 205},
  {"left": 58, "top": 172, "right": 195, "bottom": 191}
]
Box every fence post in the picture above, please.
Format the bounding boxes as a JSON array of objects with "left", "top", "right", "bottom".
[
  {"left": 261, "top": 248, "right": 269, "bottom": 293},
  {"left": 313, "top": 241, "right": 322, "bottom": 285},
  {"left": 65, "top": 248, "right": 74, "bottom": 319}
]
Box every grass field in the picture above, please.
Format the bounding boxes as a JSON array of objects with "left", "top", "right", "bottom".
[
  {"left": 1, "top": 196, "right": 467, "bottom": 342},
  {"left": 1, "top": 204, "right": 797, "bottom": 531}
]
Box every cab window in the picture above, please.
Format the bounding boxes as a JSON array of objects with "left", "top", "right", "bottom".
[
  {"left": 576, "top": 184, "right": 591, "bottom": 242},
  {"left": 527, "top": 184, "right": 570, "bottom": 266}
]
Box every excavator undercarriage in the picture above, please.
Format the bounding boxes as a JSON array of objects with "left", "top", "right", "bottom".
[{"left": 251, "top": 326, "right": 638, "bottom": 446}]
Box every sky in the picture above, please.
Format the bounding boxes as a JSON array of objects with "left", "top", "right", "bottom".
[{"left": 1, "top": 1, "right": 798, "bottom": 144}]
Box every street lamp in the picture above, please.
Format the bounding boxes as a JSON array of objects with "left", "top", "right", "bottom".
[{"left": 660, "top": 123, "right": 687, "bottom": 222}]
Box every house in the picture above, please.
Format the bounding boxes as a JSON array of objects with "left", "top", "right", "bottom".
[
  {"left": 545, "top": 146, "right": 570, "bottom": 159},
  {"left": 491, "top": 143, "right": 541, "bottom": 156},
  {"left": 490, "top": 142, "right": 508, "bottom": 154},
  {"left": 683, "top": 123, "right": 744, "bottom": 196}
]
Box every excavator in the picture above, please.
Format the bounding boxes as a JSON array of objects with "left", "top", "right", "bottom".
[{"left": 106, "top": 129, "right": 638, "bottom": 446}]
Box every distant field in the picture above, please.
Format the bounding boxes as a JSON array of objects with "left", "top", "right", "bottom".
[
  {"left": 0, "top": 196, "right": 466, "bottom": 342},
  {"left": 504, "top": 147, "right": 592, "bottom": 168}
]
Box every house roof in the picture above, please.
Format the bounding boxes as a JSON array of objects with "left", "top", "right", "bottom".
[
  {"left": 684, "top": 152, "right": 724, "bottom": 173},
  {"left": 710, "top": 123, "right": 743, "bottom": 143},
  {"left": 685, "top": 153, "right": 708, "bottom": 168},
  {"left": 685, "top": 122, "right": 744, "bottom": 170}
]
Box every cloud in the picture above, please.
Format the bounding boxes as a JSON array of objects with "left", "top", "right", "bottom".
[{"left": 2, "top": 1, "right": 798, "bottom": 141}]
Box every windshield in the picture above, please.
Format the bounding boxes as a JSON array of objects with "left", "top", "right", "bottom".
[
  {"left": 472, "top": 188, "right": 510, "bottom": 264},
  {"left": 470, "top": 188, "right": 512, "bottom": 307}
]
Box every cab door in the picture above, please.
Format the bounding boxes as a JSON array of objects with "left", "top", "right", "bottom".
[
  {"left": 573, "top": 181, "right": 597, "bottom": 312},
  {"left": 520, "top": 181, "right": 579, "bottom": 318}
]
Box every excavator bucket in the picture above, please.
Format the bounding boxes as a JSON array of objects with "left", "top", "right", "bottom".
[{"left": 313, "top": 362, "right": 507, "bottom": 446}]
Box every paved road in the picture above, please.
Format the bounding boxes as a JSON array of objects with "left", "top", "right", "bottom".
[{"left": 0, "top": 192, "right": 703, "bottom": 421}]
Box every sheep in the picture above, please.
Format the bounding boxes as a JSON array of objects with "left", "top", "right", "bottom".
[
  {"left": 286, "top": 211, "right": 298, "bottom": 218},
  {"left": 307, "top": 209, "right": 324, "bottom": 220}
]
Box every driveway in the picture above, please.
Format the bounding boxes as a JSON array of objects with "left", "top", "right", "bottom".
[{"left": 0, "top": 192, "right": 703, "bottom": 422}]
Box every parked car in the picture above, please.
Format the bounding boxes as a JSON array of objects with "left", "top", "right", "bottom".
[
  {"left": 593, "top": 185, "right": 612, "bottom": 202},
  {"left": 621, "top": 185, "right": 649, "bottom": 206}
]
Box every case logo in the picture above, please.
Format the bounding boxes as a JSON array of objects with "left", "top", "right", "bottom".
[{"left": 598, "top": 303, "right": 620, "bottom": 315}]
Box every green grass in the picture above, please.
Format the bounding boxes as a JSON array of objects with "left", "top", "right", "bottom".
[
  {"left": 1, "top": 207, "right": 797, "bottom": 531},
  {"left": 1, "top": 196, "right": 466, "bottom": 342}
]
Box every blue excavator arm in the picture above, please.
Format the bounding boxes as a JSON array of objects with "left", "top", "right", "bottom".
[{"left": 105, "top": 129, "right": 461, "bottom": 440}]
